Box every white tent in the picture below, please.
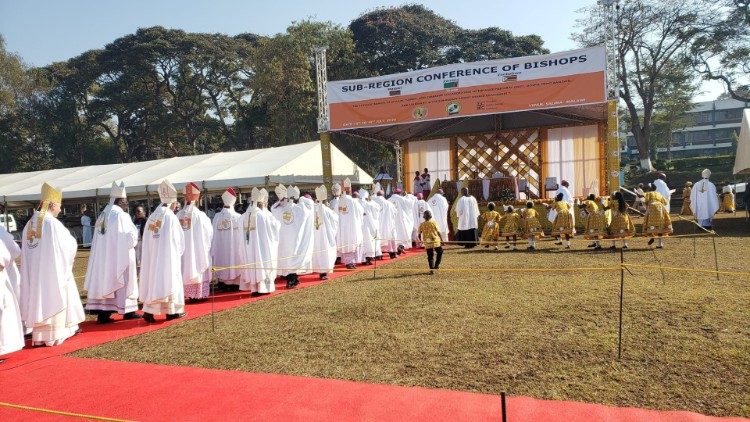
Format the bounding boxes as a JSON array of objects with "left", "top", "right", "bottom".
[
  {"left": 0, "top": 141, "right": 372, "bottom": 207},
  {"left": 734, "top": 109, "right": 750, "bottom": 175}
]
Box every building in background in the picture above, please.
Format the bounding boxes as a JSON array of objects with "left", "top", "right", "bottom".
[{"left": 624, "top": 99, "right": 749, "bottom": 160}]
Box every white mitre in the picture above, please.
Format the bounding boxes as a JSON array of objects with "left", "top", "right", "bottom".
[
  {"left": 110, "top": 181, "right": 127, "bottom": 199},
  {"left": 159, "top": 179, "right": 177, "bottom": 204}
]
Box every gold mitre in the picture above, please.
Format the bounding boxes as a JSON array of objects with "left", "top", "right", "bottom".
[{"left": 41, "top": 182, "right": 62, "bottom": 203}]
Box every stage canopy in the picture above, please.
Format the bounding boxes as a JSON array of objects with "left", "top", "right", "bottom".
[
  {"left": 734, "top": 108, "right": 750, "bottom": 175},
  {"left": 0, "top": 141, "right": 372, "bottom": 207},
  {"left": 326, "top": 46, "right": 608, "bottom": 143}
]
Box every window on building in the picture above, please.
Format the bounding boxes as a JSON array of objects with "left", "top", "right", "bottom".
[{"left": 716, "top": 108, "right": 742, "bottom": 121}]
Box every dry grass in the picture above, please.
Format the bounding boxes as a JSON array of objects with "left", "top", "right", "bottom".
[{"left": 73, "top": 214, "right": 750, "bottom": 417}]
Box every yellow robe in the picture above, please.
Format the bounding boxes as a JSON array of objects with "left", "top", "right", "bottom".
[
  {"left": 479, "top": 211, "right": 501, "bottom": 245},
  {"left": 582, "top": 200, "right": 607, "bottom": 239},
  {"left": 607, "top": 209, "right": 635, "bottom": 238},
  {"left": 551, "top": 201, "right": 575, "bottom": 236},
  {"left": 680, "top": 187, "right": 692, "bottom": 215},
  {"left": 521, "top": 208, "right": 544, "bottom": 238},
  {"left": 500, "top": 212, "right": 521, "bottom": 237},
  {"left": 643, "top": 191, "right": 672, "bottom": 236}
]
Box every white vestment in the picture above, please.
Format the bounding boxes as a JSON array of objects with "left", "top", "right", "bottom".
[
  {"left": 414, "top": 199, "right": 434, "bottom": 233},
  {"left": 388, "top": 195, "right": 415, "bottom": 247},
  {"left": 84, "top": 204, "right": 139, "bottom": 314},
  {"left": 0, "top": 226, "right": 20, "bottom": 302},
  {"left": 690, "top": 179, "right": 720, "bottom": 222},
  {"left": 210, "top": 207, "right": 243, "bottom": 284},
  {"left": 312, "top": 202, "right": 339, "bottom": 274},
  {"left": 360, "top": 198, "right": 381, "bottom": 259},
  {"left": 81, "top": 215, "right": 93, "bottom": 246},
  {"left": 20, "top": 212, "right": 85, "bottom": 346},
  {"left": 335, "top": 194, "right": 364, "bottom": 256},
  {"left": 372, "top": 196, "right": 397, "bottom": 253},
  {"left": 456, "top": 195, "right": 480, "bottom": 230},
  {"left": 329, "top": 197, "right": 341, "bottom": 259},
  {"left": 0, "top": 232, "right": 23, "bottom": 355},
  {"left": 239, "top": 205, "right": 280, "bottom": 293},
  {"left": 654, "top": 179, "right": 672, "bottom": 213},
  {"left": 405, "top": 193, "right": 420, "bottom": 241},
  {"left": 428, "top": 193, "right": 450, "bottom": 240},
  {"left": 139, "top": 206, "right": 185, "bottom": 315},
  {"left": 272, "top": 197, "right": 314, "bottom": 276},
  {"left": 177, "top": 205, "right": 213, "bottom": 287}
]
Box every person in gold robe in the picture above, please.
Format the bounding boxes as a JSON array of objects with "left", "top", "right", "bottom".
[
  {"left": 479, "top": 202, "right": 501, "bottom": 248},
  {"left": 680, "top": 182, "right": 693, "bottom": 215},
  {"left": 549, "top": 193, "right": 575, "bottom": 249},
  {"left": 500, "top": 206, "right": 521, "bottom": 250},
  {"left": 607, "top": 192, "right": 635, "bottom": 249},
  {"left": 642, "top": 184, "right": 672, "bottom": 249},
  {"left": 580, "top": 194, "right": 607, "bottom": 250},
  {"left": 521, "top": 202, "right": 543, "bottom": 251},
  {"left": 719, "top": 188, "right": 735, "bottom": 213}
]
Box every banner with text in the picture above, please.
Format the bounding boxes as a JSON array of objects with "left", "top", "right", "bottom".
[{"left": 327, "top": 46, "right": 606, "bottom": 131}]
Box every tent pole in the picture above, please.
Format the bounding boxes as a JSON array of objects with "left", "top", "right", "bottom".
[
  {"left": 146, "top": 188, "right": 152, "bottom": 214},
  {"left": 94, "top": 189, "right": 99, "bottom": 216},
  {"left": 320, "top": 132, "right": 334, "bottom": 195},
  {"left": 3, "top": 196, "right": 8, "bottom": 231}
]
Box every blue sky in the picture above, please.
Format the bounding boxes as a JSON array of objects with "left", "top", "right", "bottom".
[{"left": 0, "top": 0, "right": 722, "bottom": 100}]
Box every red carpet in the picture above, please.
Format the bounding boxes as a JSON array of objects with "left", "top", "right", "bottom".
[
  {"left": 0, "top": 250, "right": 745, "bottom": 421},
  {"left": 0, "top": 356, "right": 744, "bottom": 422},
  {"left": 0, "top": 256, "right": 402, "bottom": 370}
]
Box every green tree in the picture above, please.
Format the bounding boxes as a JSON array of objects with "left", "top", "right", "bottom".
[
  {"left": 349, "top": 5, "right": 460, "bottom": 74},
  {"left": 574, "top": 0, "right": 717, "bottom": 171},
  {"left": 690, "top": 0, "right": 750, "bottom": 102}
]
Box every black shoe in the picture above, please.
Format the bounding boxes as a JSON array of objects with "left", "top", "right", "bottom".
[
  {"left": 142, "top": 313, "right": 156, "bottom": 323},
  {"left": 554, "top": 241, "right": 562, "bottom": 245},
  {"left": 122, "top": 312, "right": 141, "bottom": 320},
  {"left": 96, "top": 313, "right": 114, "bottom": 324},
  {"left": 319, "top": 273, "right": 328, "bottom": 280},
  {"left": 397, "top": 245, "right": 405, "bottom": 255},
  {"left": 216, "top": 281, "right": 228, "bottom": 291},
  {"left": 429, "top": 270, "right": 434, "bottom": 275},
  {"left": 587, "top": 243, "right": 597, "bottom": 248},
  {"left": 365, "top": 257, "right": 373, "bottom": 265},
  {"left": 389, "top": 252, "right": 397, "bottom": 259},
  {"left": 623, "top": 245, "right": 629, "bottom": 250},
  {"left": 594, "top": 245, "right": 602, "bottom": 250},
  {"left": 166, "top": 312, "right": 187, "bottom": 321},
  {"left": 292, "top": 276, "right": 301, "bottom": 287},
  {"left": 285, "top": 278, "right": 294, "bottom": 289},
  {"left": 656, "top": 245, "right": 663, "bottom": 249},
  {"left": 609, "top": 245, "right": 616, "bottom": 250},
  {"left": 647, "top": 238, "right": 655, "bottom": 245},
  {"left": 335, "top": 257, "right": 342, "bottom": 265},
  {"left": 565, "top": 245, "right": 571, "bottom": 249},
  {"left": 346, "top": 263, "right": 356, "bottom": 270}
]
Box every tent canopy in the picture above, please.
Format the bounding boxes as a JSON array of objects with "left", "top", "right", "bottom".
[
  {"left": 734, "top": 108, "right": 750, "bottom": 175},
  {"left": 0, "top": 141, "right": 372, "bottom": 206}
]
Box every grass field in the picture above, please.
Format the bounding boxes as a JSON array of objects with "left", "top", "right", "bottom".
[{"left": 72, "top": 214, "right": 750, "bottom": 418}]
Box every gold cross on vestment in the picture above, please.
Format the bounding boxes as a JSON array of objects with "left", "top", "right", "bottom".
[{"left": 699, "top": 181, "right": 706, "bottom": 193}]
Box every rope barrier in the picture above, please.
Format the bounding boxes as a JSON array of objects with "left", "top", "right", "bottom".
[{"left": 0, "top": 401, "right": 133, "bottom": 422}]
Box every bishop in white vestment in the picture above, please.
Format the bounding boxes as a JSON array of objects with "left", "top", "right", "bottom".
[
  {"left": 240, "top": 188, "right": 280, "bottom": 294},
  {"left": 20, "top": 183, "right": 85, "bottom": 346},
  {"left": 211, "top": 188, "right": 243, "bottom": 290},
  {"left": 654, "top": 173, "right": 672, "bottom": 213},
  {"left": 311, "top": 185, "right": 339, "bottom": 279},
  {"left": 413, "top": 193, "right": 433, "bottom": 248},
  {"left": 373, "top": 190, "right": 398, "bottom": 258},
  {"left": 335, "top": 180, "right": 364, "bottom": 269},
  {"left": 0, "top": 227, "right": 24, "bottom": 357},
  {"left": 358, "top": 189, "right": 381, "bottom": 264},
  {"left": 178, "top": 182, "right": 213, "bottom": 301},
  {"left": 428, "top": 189, "right": 450, "bottom": 241},
  {"left": 272, "top": 185, "right": 314, "bottom": 288},
  {"left": 388, "top": 189, "right": 414, "bottom": 253},
  {"left": 84, "top": 182, "right": 141, "bottom": 323},
  {"left": 690, "top": 169, "right": 720, "bottom": 229},
  {"left": 140, "top": 180, "right": 186, "bottom": 323}
]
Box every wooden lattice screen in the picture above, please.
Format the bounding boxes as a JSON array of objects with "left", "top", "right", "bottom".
[{"left": 456, "top": 129, "right": 541, "bottom": 196}]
